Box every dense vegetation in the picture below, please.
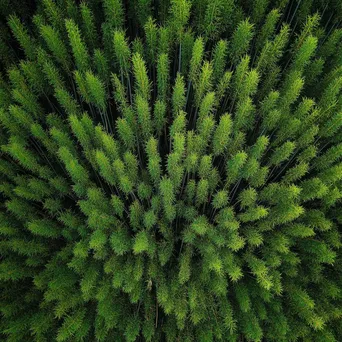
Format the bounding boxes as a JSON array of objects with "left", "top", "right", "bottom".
[{"left": 1, "top": 0, "right": 342, "bottom": 341}]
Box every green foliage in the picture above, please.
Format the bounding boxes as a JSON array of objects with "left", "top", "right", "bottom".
[
  {"left": 1, "top": 1, "right": 342, "bottom": 342},
  {"left": 113, "top": 30, "right": 131, "bottom": 76},
  {"left": 229, "top": 19, "right": 254, "bottom": 64},
  {"left": 8, "top": 15, "right": 36, "bottom": 60},
  {"left": 65, "top": 19, "right": 90, "bottom": 72},
  {"left": 103, "top": 0, "right": 124, "bottom": 29}
]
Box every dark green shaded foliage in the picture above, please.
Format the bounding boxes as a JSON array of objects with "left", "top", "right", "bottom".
[{"left": 0, "top": 0, "right": 342, "bottom": 341}]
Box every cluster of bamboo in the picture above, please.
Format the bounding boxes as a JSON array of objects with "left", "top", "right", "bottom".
[{"left": 0, "top": 0, "right": 342, "bottom": 341}]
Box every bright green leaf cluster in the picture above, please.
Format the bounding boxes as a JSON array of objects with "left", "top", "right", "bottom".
[{"left": 1, "top": 1, "right": 342, "bottom": 342}]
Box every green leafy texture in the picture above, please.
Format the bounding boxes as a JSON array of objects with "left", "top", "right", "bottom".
[
  {"left": 113, "top": 30, "right": 131, "bottom": 76},
  {"left": 212, "top": 39, "right": 228, "bottom": 83},
  {"left": 80, "top": 2, "right": 98, "bottom": 52},
  {"left": 135, "top": 94, "right": 153, "bottom": 140},
  {"left": 157, "top": 53, "right": 170, "bottom": 101},
  {"left": 160, "top": 177, "right": 176, "bottom": 222},
  {"left": 65, "top": 19, "right": 90, "bottom": 72},
  {"left": 102, "top": 0, "right": 124, "bottom": 29},
  {"left": 229, "top": 19, "right": 254, "bottom": 64},
  {"left": 39, "top": 24, "right": 70, "bottom": 69},
  {"left": 144, "top": 17, "right": 158, "bottom": 64},
  {"left": 133, "top": 230, "right": 149, "bottom": 254},
  {"left": 226, "top": 151, "right": 248, "bottom": 185},
  {"left": 146, "top": 137, "right": 162, "bottom": 186},
  {"left": 193, "top": 61, "right": 213, "bottom": 108},
  {"left": 256, "top": 24, "right": 290, "bottom": 74},
  {"left": 268, "top": 141, "right": 296, "bottom": 166},
  {"left": 172, "top": 73, "right": 186, "bottom": 116},
  {"left": 168, "top": 0, "right": 191, "bottom": 40},
  {"left": 212, "top": 113, "right": 233, "bottom": 155},
  {"left": 1, "top": 2, "right": 342, "bottom": 342},
  {"left": 201, "top": 0, "right": 233, "bottom": 41},
  {"left": 94, "top": 50, "right": 109, "bottom": 86},
  {"left": 134, "top": 0, "right": 152, "bottom": 29},
  {"left": 85, "top": 71, "right": 106, "bottom": 111},
  {"left": 255, "top": 9, "right": 281, "bottom": 52},
  {"left": 212, "top": 190, "right": 229, "bottom": 209},
  {"left": 132, "top": 52, "right": 151, "bottom": 101},
  {"left": 8, "top": 15, "right": 36, "bottom": 60},
  {"left": 189, "top": 37, "right": 204, "bottom": 84}
]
